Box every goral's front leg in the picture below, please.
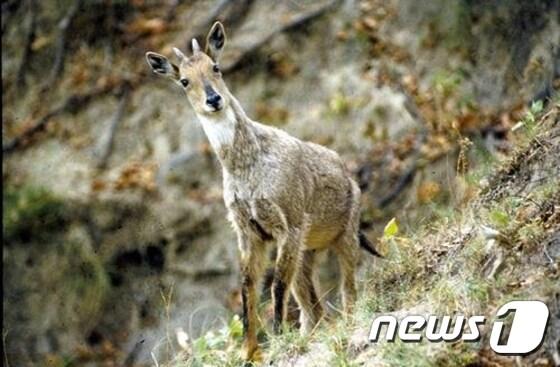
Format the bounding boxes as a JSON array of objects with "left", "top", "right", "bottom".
[
  {"left": 272, "top": 228, "right": 303, "bottom": 334},
  {"left": 238, "top": 232, "right": 266, "bottom": 361}
]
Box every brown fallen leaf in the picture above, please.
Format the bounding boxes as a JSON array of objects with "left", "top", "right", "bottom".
[
  {"left": 114, "top": 161, "right": 157, "bottom": 192},
  {"left": 126, "top": 17, "right": 166, "bottom": 36},
  {"left": 31, "top": 36, "right": 51, "bottom": 51},
  {"left": 91, "top": 179, "right": 107, "bottom": 192},
  {"left": 417, "top": 180, "right": 441, "bottom": 203}
]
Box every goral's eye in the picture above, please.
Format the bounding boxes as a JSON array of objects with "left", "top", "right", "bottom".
[
  {"left": 180, "top": 78, "right": 189, "bottom": 88},
  {"left": 213, "top": 64, "right": 220, "bottom": 73}
]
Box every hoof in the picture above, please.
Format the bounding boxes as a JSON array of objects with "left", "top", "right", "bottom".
[{"left": 241, "top": 344, "right": 262, "bottom": 363}]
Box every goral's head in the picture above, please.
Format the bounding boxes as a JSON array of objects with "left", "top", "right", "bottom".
[{"left": 146, "top": 22, "right": 229, "bottom": 116}]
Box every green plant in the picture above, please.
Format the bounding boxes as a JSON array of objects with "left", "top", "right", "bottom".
[
  {"left": 187, "top": 315, "right": 245, "bottom": 366},
  {"left": 328, "top": 92, "right": 353, "bottom": 116},
  {"left": 381, "top": 340, "right": 433, "bottom": 367},
  {"left": 511, "top": 99, "right": 544, "bottom": 137},
  {"left": 3, "top": 184, "right": 68, "bottom": 244}
]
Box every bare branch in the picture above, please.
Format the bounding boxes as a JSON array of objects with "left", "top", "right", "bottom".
[
  {"left": 164, "top": 0, "right": 182, "bottom": 22},
  {"left": 193, "top": 0, "right": 233, "bottom": 34},
  {"left": 1, "top": 0, "right": 22, "bottom": 35},
  {"left": 222, "top": 0, "right": 339, "bottom": 73},
  {"left": 94, "top": 85, "right": 131, "bottom": 169},
  {"left": 374, "top": 82, "right": 430, "bottom": 208},
  {"left": 44, "top": 0, "right": 82, "bottom": 87},
  {"left": 3, "top": 81, "right": 130, "bottom": 155},
  {"left": 377, "top": 164, "right": 418, "bottom": 208},
  {"left": 182, "top": 0, "right": 250, "bottom": 50},
  {"left": 16, "top": 0, "right": 37, "bottom": 88}
]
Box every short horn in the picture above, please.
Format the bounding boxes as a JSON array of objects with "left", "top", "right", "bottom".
[
  {"left": 173, "top": 47, "right": 187, "bottom": 62},
  {"left": 191, "top": 38, "right": 201, "bottom": 53}
]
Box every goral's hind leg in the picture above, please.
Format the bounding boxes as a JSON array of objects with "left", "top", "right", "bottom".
[
  {"left": 292, "top": 249, "right": 324, "bottom": 334},
  {"left": 334, "top": 233, "right": 359, "bottom": 315},
  {"left": 333, "top": 178, "right": 361, "bottom": 316}
]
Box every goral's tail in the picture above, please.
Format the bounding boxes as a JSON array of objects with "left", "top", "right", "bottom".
[{"left": 358, "top": 231, "right": 383, "bottom": 257}]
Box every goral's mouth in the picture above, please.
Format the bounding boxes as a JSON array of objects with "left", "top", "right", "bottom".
[
  {"left": 203, "top": 100, "right": 225, "bottom": 114},
  {"left": 205, "top": 103, "right": 223, "bottom": 113}
]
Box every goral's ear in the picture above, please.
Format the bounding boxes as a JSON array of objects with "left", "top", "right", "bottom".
[
  {"left": 206, "top": 21, "right": 226, "bottom": 63},
  {"left": 145, "top": 52, "right": 179, "bottom": 80}
]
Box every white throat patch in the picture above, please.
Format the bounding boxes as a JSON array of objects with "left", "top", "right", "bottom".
[{"left": 197, "top": 107, "right": 236, "bottom": 151}]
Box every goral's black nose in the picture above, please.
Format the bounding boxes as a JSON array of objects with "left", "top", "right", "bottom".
[{"left": 206, "top": 93, "right": 222, "bottom": 108}]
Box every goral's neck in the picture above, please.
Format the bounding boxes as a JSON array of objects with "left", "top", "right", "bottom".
[{"left": 196, "top": 93, "right": 260, "bottom": 174}]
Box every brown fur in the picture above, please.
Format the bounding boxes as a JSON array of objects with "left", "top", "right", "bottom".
[{"left": 146, "top": 22, "right": 366, "bottom": 361}]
